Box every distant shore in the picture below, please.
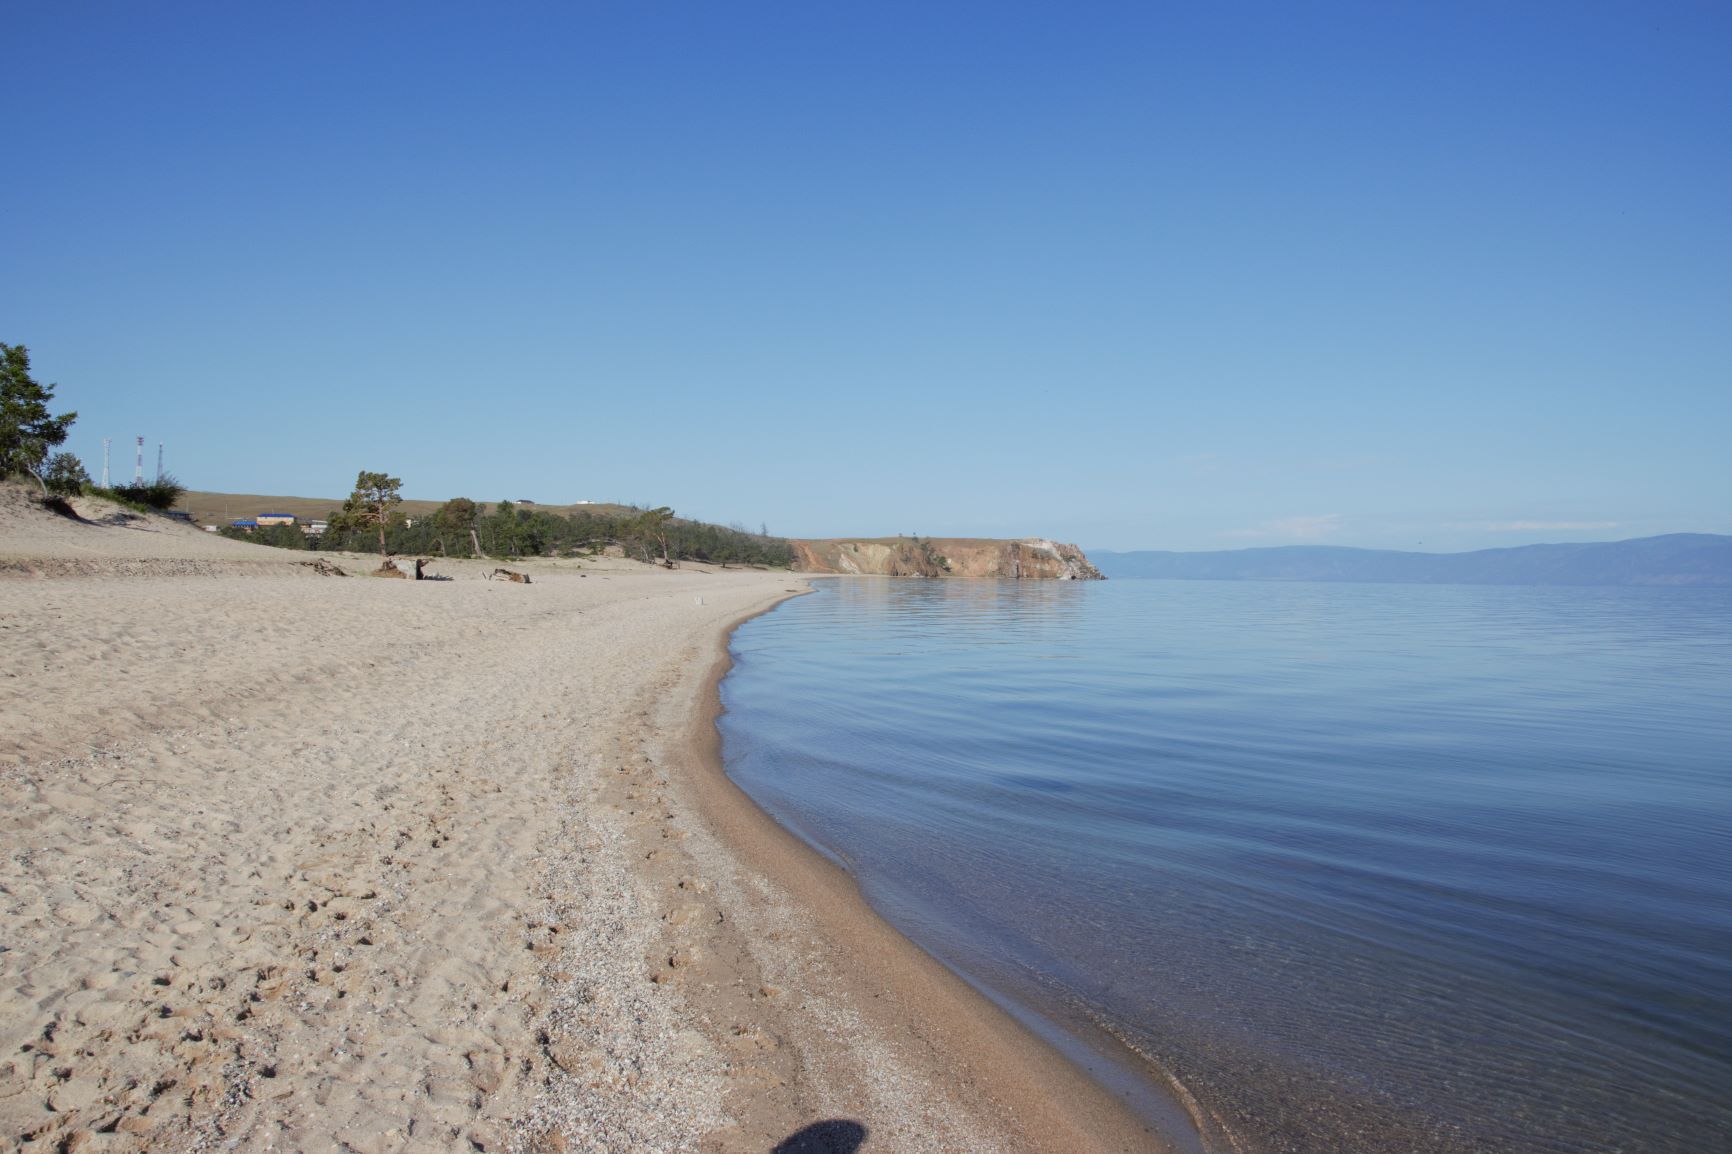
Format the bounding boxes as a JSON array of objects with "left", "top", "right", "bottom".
[{"left": 0, "top": 489, "right": 1161, "bottom": 1152}]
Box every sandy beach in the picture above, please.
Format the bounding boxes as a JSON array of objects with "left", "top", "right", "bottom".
[{"left": 1, "top": 489, "right": 1160, "bottom": 1153}]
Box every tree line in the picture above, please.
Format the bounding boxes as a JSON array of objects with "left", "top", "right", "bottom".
[
  {"left": 1, "top": 349, "right": 792, "bottom": 571},
  {"left": 224, "top": 471, "right": 796, "bottom": 568}
]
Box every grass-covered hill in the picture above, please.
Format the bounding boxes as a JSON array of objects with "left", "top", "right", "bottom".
[{"left": 176, "top": 490, "right": 640, "bottom": 525}]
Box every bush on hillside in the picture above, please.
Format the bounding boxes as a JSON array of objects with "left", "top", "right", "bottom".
[
  {"left": 83, "top": 487, "right": 153, "bottom": 514},
  {"left": 109, "top": 473, "right": 186, "bottom": 511},
  {"left": 43, "top": 451, "right": 90, "bottom": 496}
]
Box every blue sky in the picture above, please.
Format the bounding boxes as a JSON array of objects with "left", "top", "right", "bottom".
[{"left": 5, "top": 1, "right": 1728, "bottom": 551}]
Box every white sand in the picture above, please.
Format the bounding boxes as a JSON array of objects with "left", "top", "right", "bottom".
[{"left": 1, "top": 488, "right": 1163, "bottom": 1153}]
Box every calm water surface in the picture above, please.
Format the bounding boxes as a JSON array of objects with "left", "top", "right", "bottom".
[{"left": 718, "top": 579, "right": 1732, "bottom": 1154}]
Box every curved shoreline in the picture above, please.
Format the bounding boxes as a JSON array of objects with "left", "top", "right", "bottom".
[
  {"left": 0, "top": 493, "right": 1185, "bottom": 1152},
  {"left": 677, "top": 590, "right": 1183, "bottom": 1152}
]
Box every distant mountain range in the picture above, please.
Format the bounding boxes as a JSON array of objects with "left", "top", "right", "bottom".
[{"left": 1089, "top": 534, "right": 1732, "bottom": 586}]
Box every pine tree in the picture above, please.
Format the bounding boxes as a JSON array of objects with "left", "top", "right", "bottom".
[
  {"left": 1, "top": 344, "right": 77, "bottom": 495},
  {"left": 333, "top": 470, "right": 403, "bottom": 555}
]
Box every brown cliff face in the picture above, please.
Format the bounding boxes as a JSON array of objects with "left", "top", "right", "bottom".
[{"left": 790, "top": 537, "right": 1104, "bottom": 580}]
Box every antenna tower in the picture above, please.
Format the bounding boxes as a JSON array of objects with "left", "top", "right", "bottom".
[
  {"left": 101, "top": 438, "right": 111, "bottom": 488},
  {"left": 156, "top": 442, "right": 164, "bottom": 483},
  {"left": 134, "top": 436, "right": 144, "bottom": 484}
]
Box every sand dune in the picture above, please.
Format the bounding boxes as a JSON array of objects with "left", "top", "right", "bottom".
[{"left": 0, "top": 486, "right": 290, "bottom": 571}]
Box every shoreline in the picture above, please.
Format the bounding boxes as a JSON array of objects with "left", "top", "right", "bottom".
[
  {"left": 0, "top": 493, "right": 1176, "bottom": 1151},
  {"left": 666, "top": 589, "right": 1176, "bottom": 1152}
]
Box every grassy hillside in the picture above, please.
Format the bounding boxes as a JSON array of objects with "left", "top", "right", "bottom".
[{"left": 176, "top": 491, "right": 638, "bottom": 526}]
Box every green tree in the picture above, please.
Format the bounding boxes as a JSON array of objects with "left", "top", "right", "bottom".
[
  {"left": 1, "top": 344, "right": 77, "bottom": 495},
  {"left": 255, "top": 523, "right": 307, "bottom": 550},
  {"left": 434, "top": 497, "right": 480, "bottom": 556},
  {"left": 335, "top": 470, "right": 403, "bottom": 555},
  {"left": 219, "top": 524, "right": 307, "bottom": 550},
  {"left": 629, "top": 506, "right": 676, "bottom": 566},
  {"left": 43, "top": 451, "right": 90, "bottom": 496},
  {"left": 479, "top": 499, "right": 550, "bottom": 558}
]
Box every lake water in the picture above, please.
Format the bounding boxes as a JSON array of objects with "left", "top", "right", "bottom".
[{"left": 717, "top": 578, "right": 1732, "bottom": 1154}]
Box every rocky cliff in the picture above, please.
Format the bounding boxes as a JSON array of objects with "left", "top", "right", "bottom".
[{"left": 791, "top": 537, "right": 1104, "bottom": 580}]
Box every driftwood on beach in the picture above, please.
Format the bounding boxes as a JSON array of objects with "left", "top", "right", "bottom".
[
  {"left": 488, "top": 567, "right": 531, "bottom": 584},
  {"left": 367, "top": 557, "right": 448, "bottom": 580}
]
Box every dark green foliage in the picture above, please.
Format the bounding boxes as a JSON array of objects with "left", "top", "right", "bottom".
[
  {"left": 110, "top": 473, "right": 186, "bottom": 511},
  {"left": 313, "top": 498, "right": 794, "bottom": 567},
  {"left": 625, "top": 506, "right": 675, "bottom": 565},
  {"left": 221, "top": 523, "right": 306, "bottom": 550},
  {"left": 1, "top": 343, "right": 77, "bottom": 493},
  {"left": 679, "top": 520, "right": 795, "bottom": 567},
  {"left": 327, "top": 470, "right": 403, "bottom": 555},
  {"left": 84, "top": 487, "right": 153, "bottom": 514},
  {"left": 260, "top": 524, "right": 308, "bottom": 550},
  {"left": 387, "top": 496, "right": 479, "bottom": 556},
  {"left": 43, "top": 451, "right": 90, "bottom": 496},
  {"left": 911, "top": 534, "right": 951, "bottom": 572},
  {"left": 481, "top": 499, "right": 544, "bottom": 558}
]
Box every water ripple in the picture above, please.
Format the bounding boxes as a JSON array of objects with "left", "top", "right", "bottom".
[{"left": 721, "top": 578, "right": 1732, "bottom": 1153}]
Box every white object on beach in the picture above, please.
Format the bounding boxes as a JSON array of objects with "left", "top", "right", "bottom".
[{"left": 695, "top": 596, "right": 704, "bottom": 605}]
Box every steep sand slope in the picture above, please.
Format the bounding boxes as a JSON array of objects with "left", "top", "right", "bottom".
[{"left": 0, "top": 484, "right": 300, "bottom": 576}]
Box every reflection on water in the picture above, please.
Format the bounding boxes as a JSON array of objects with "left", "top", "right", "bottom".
[{"left": 719, "top": 578, "right": 1732, "bottom": 1154}]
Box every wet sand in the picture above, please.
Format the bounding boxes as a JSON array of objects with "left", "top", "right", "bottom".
[{"left": 0, "top": 487, "right": 1165, "bottom": 1152}]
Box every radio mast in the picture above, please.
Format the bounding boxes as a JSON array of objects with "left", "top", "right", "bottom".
[{"left": 134, "top": 436, "right": 144, "bottom": 484}]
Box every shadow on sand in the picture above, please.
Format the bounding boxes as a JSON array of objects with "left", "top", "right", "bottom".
[{"left": 771, "top": 1119, "right": 868, "bottom": 1153}]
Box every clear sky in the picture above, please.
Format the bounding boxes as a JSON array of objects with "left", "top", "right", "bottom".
[{"left": 5, "top": 1, "right": 1728, "bottom": 552}]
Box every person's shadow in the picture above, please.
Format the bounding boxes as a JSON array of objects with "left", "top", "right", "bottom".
[{"left": 772, "top": 1119, "right": 868, "bottom": 1153}]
